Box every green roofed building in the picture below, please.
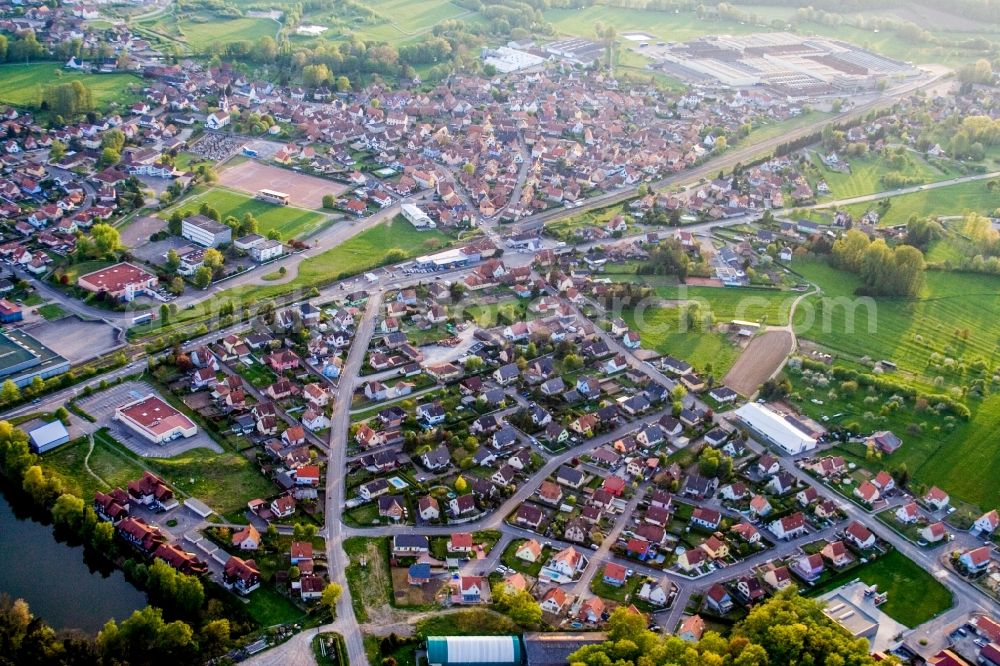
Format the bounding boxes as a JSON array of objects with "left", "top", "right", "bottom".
[{"left": 426, "top": 636, "right": 523, "bottom": 666}]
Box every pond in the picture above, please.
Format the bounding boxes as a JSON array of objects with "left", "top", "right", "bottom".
[{"left": 0, "top": 484, "right": 147, "bottom": 633}]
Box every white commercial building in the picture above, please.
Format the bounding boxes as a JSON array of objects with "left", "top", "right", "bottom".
[
  {"left": 481, "top": 46, "right": 546, "bottom": 73},
  {"left": 734, "top": 402, "right": 818, "bottom": 455},
  {"left": 401, "top": 203, "right": 435, "bottom": 229},
  {"left": 251, "top": 239, "right": 283, "bottom": 263}
]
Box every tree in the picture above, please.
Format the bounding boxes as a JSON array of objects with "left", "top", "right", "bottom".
[
  {"left": 90, "top": 223, "right": 121, "bottom": 256},
  {"left": 714, "top": 135, "right": 728, "bottom": 151},
  {"left": 203, "top": 248, "right": 224, "bottom": 270},
  {"left": 335, "top": 75, "right": 351, "bottom": 92},
  {"left": 193, "top": 266, "right": 212, "bottom": 289},
  {"left": 1, "top": 379, "right": 20, "bottom": 404},
  {"left": 454, "top": 476, "right": 468, "bottom": 492},
  {"left": 168, "top": 211, "right": 184, "bottom": 236},
  {"left": 169, "top": 277, "right": 185, "bottom": 295},
  {"left": 303, "top": 63, "right": 331, "bottom": 87},
  {"left": 99, "top": 147, "right": 120, "bottom": 168},
  {"left": 492, "top": 584, "right": 542, "bottom": 627},
  {"left": 165, "top": 249, "right": 180, "bottom": 272},
  {"left": 321, "top": 582, "right": 342, "bottom": 610},
  {"left": 52, "top": 493, "right": 85, "bottom": 530},
  {"left": 102, "top": 128, "right": 125, "bottom": 154},
  {"left": 322, "top": 194, "right": 336, "bottom": 209},
  {"left": 48, "top": 140, "right": 66, "bottom": 162}
]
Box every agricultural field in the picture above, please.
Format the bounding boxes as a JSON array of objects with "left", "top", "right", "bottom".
[
  {"left": 839, "top": 179, "right": 999, "bottom": 227},
  {"left": 806, "top": 551, "right": 952, "bottom": 627},
  {"left": 0, "top": 64, "right": 141, "bottom": 112},
  {"left": 161, "top": 187, "right": 329, "bottom": 240},
  {"left": 791, "top": 259, "right": 1000, "bottom": 386},
  {"left": 138, "top": 8, "right": 277, "bottom": 52}
]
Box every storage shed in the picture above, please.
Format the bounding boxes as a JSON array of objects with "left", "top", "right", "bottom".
[{"left": 426, "top": 636, "right": 523, "bottom": 666}]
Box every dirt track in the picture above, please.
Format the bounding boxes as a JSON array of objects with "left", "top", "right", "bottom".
[
  {"left": 723, "top": 330, "right": 794, "bottom": 396},
  {"left": 218, "top": 161, "right": 347, "bottom": 209}
]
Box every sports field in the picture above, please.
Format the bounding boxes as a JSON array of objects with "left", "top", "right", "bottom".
[
  {"left": 0, "top": 64, "right": 140, "bottom": 112},
  {"left": 218, "top": 161, "right": 348, "bottom": 210},
  {"left": 161, "top": 187, "right": 328, "bottom": 240}
]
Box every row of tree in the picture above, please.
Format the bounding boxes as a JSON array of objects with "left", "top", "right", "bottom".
[
  {"left": 830, "top": 230, "right": 925, "bottom": 297},
  {"left": 569, "top": 589, "right": 885, "bottom": 665}
]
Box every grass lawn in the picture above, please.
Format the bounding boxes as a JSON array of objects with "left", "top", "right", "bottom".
[
  {"left": 590, "top": 570, "right": 643, "bottom": 604},
  {"left": 173, "top": 151, "right": 208, "bottom": 171},
  {"left": 464, "top": 299, "right": 538, "bottom": 328},
  {"left": 805, "top": 550, "right": 952, "bottom": 627},
  {"left": 42, "top": 436, "right": 145, "bottom": 499},
  {"left": 839, "top": 179, "right": 998, "bottom": 227},
  {"left": 621, "top": 304, "right": 739, "bottom": 375},
  {"left": 545, "top": 201, "right": 632, "bottom": 240},
  {"left": 37, "top": 303, "right": 67, "bottom": 320},
  {"left": 21, "top": 292, "right": 44, "bottom": 307},
  {"left": 244, "top": 585, "right": 306, "bottom": 627},
  {"left": 86, "top": 429, "right": 276, "bottom": 516},
  {"left": 51, "top": 260, "right": 116, "bottom": 285},
  {"left": 343, "top": 537, "right": 393, "bottom": 623},
  {"left": 162, "top": 187, "right": 327, "bottom": 240},
  {"left": 500, "top": 538, "right": 548, "bottom": 577},
  {"left": 0, "top": 63, "right": 141, "bottom": 113},
  {"left": 235, "top": 359, "right": 278, "bottom": 388}
]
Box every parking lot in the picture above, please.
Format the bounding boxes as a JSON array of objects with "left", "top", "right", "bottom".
[
  {"left": 25, "top": 316, "right": 122, "bottom": 364},
  {"left": 76, "top": 380, "right": 222, "bottom": 458}
]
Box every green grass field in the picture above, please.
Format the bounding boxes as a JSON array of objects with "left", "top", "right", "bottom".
[
  {"left": 44, "top": 429, "right": 276, "bottom": 517},
  {"left": 783, "top": 257, "right": 1000, "bottom": 507},
  {"left": 0, "top": 64, "right": 141, "bottom": 112},
  {"left": 838, "top": 179, "right": 998, "bottom": 227},
  {"left": 806, "top": 550, "right": 952, "bottom": 627},
  {"left": 621, "top": 304, "right": 739, "bottom": 376},
  {"left": 811, "top": 153, "right": 944, "bottom": 202},
  {"left": 162, "top": 187, "right": 327, "bottom": 240},
  {"left": 652, "top": 285, "right": 795, "bottom": 326},
  {"left": 351, "top": 0, "right": 467, "bottom": 41}
]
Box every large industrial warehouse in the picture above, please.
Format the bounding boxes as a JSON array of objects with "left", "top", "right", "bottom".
[{"left": 426, "top": 636, "right": 523, "bottom": 666}]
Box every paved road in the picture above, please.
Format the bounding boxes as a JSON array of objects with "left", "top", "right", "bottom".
[
  {"left": 322, "top": 292, "right": 384, "bottom": 666},
  {"left": 809, "top": 171, "right": 1000, "bottom": 211}
]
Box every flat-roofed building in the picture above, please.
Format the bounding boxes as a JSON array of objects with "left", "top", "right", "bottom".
[
  {"left": 77, "top": 262, "right": 158, "bottom": 301},
  {"left": 181, "top": 214, "right": 232, "bottom": 247},
  {"left": 115, "top": 394, "right": 198, "bottom": 444},
  {"left": 0, "top": 329, "right": 70, "bottom": 387}
]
